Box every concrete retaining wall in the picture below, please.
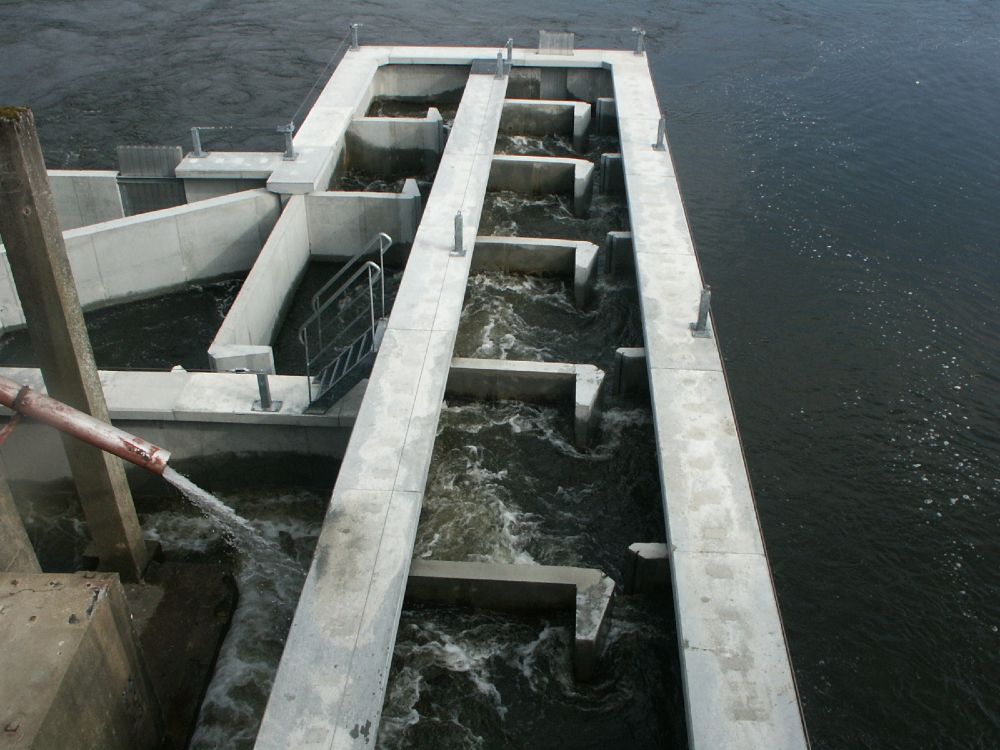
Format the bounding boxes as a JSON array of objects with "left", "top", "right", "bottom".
[
  {"left": 500, "top": 99, "right": 591, "bottom": 152},
  {"left": 360, "top": 64, "right": 469, "bottom": 115},
  {"left": 0, "top": 189, "right": 279, "bottom": 334},
  {"left": 305, "top": 185, "right": 421, "bottom": 259},
  {"left": 488, "top": 155, "right": 594, "bottom": 217},
  {"left": 209, "top": 196, "right": 310, "bottom": 367},
  {"left": 48, "top": 170, "right": 125, "bottom": 230},
  {"left": 345, "top": 110, "right": 444, "bottom": 174},
  {"left": 507, "top": 66, "right": 613, "bottom": 104}
]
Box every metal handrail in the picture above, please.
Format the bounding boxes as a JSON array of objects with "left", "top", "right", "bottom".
[
  {"left": 311, "top": 232, "right": 392, "bottom": 317},
  {"left": 299, "top": 260, "right": 382, "bottom": 350}
]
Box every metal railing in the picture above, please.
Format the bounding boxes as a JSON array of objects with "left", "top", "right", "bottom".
[
  {"left": 311, "top": 232, "right": 392, "bottom": 316},
  {"left": 299, "top": 261, "right": 384, "bottom": 406}
]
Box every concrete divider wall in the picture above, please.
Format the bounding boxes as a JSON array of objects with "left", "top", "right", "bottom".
[
  {"left": 500, "top": 100, "right": 591, "bottom": 151},
  {"left": 345, "top": 110, "right": 444, "bottom": 175},
  {"left": 0, "top": 189, "right": 280, "bottom": 334},
  {"left": 48, "top": 170, "right": 125, "bottom": 230},
  {"left": 507, "top": 66, "right": 613, "bottom": 103},
  {"left": 360, "top": 63, "right": 469, "bottom": 115},
  {"left": 305, "top": 187, "right": 420, "bottom": 259},
  {"left": 209, "top": 195, "right": 310, "bottom": 359},
  {"left": 489, "top": 155, "right": 594, "bottom": 217}
]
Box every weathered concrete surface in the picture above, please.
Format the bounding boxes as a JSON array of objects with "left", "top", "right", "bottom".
[
  {"left": 47, "top": 170, "right": 124, "bottom": 230},
  {"left": 613, "top": 52, "right": 809, "bottom": 749},
  {"left": 0, "top": 572, "right": 163, "bottom": 749},
  {"left": 600, "top": 152, "right": 624, "bottom": 194},
  {"left": 604, "top": 229, "right": 633, "bottom": 272},
  {"left": 0, "top": 108, "right": 147, "bottom": 581},
  {"left": 254, "top": 58, "right": 509, "bottom": 750},
  {"left": 406, "top": 559, "right": 614, "bottom": 681},
  {"left": 488, "top": 154, "right": 594, "bottom": 217},
  {"left": 471, "top": 235, "right": 598, "bottom": 308},
  {"left": 0, "top": 466, "right": 39, "bottom": 572},
  {"left": 446, "top": 357, "right": 604, "bottom": 449},
  {"left": 0, "top": 189, "right": 279, "bottom": 333},
  {"left": 500, "top": 99, "right": 591, "bottom": 151}
]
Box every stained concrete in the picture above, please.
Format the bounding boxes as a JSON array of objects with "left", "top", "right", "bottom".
[
  {"left": 47, "top": 170, "right": 124, "bottom": 230},
  {"left": 0, "top": 572, "right": 163, "bottom": 749},
  {"left": 0, "top": 467, "right": 39, "bottom": 572}
]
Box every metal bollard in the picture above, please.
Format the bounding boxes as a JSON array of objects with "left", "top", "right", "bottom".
[
  {"left": 652, "top": 115, "right": 667, "bottom": 150},
  {"left": 632, "top": 27, "right": 646, "bottom": 56},
  {"left": 190, "top": 127, "right": 206, "bottom": 158},
  {"left": 252, "top": 371, "right": 282, "bottom": 412},
  {"left": 452, "top": 210, "right": 465, "bottom": 256},
  {"left": 689, "top": 286, "right": 712, "bottom": 338},
  {"left": 277, "top": 122, "right": 296, "bottom": 161},
  {"left": 350, "top": 23, "right": 361, "bottom": 51},
  {"left": 495, "top": 51, "right": 505, "bottom": 79},
  {"left": 506, "top": 38, "right": 514, "bottom": 68}
]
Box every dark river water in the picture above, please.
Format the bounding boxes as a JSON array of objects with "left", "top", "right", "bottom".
[{"left": 3, "top": 0, "right": 999, "bottom": 747}]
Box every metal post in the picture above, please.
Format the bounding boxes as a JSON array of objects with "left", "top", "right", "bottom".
[
  {"left": 0, "top": 107, "right": 148, "bottom": 581},
  {"left": 652, "top": 115, "right": 667, "bottom": 151},
  {"left": 506, "top": 38, "right": 514, "bottom": 69},
  {"left": 190, "top": 127, "right": 207, "bottom": 158},
  {"left": 252, "top": 371, "right": 282, "bottom": 412},
  {"left": 277, "top": 122, "right": 296, "bottom": 161},
  {"left": 495, "top": 51, "right": 505, "bottom": 79},
  {"left": 378, "top": 233, "right": 388, "bottom": 319},
  {"left": 453, "top": 211, "right": 464, "bottom": 256},
  {"left": 350, "top": 23, "right": 361, "bottom": 51},
  {"left": 690, "top": 286, "right": 712, "bottom": 338},
  {"left": 632, "top": 27, "right": 646, "bottom": 56}
]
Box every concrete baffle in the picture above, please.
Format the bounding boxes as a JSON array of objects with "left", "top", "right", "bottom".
[
  {"left": 0, "top": 572, "right": 163, "bottom": 749},
  {"left": 0, "top": 107, "right": 148, "bottom": 581}
]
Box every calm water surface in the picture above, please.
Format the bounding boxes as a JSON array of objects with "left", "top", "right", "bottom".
[{"left": 2, "top": 0, "right": 998, "bottom": 746}]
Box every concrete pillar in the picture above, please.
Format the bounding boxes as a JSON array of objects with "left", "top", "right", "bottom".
[
  {"left": 0, "top": 467, "right": 40, "bottom": 572},
  {"left": 0, "top": 107, "right": 148, "bottom": 581}
]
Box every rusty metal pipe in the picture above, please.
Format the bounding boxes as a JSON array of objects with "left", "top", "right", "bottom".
[{"left": 0, "top": 375, "right": 170, "bottom": 475}]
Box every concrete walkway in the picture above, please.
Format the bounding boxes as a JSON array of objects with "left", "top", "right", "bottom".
[{"left": 253, "top": 57, "right": 509, "bottom": 750}]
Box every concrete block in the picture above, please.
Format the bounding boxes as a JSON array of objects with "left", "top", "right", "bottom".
[
  {"left": 604, "top": 230, "right": 634, "bottom": 273},
  {"left": 305, "top": 192, "right": 420, "bottom": 258},
  {"left": 623, "top": 542, "right": 668, "bottom": 594},
  {"left": 574, "top": 364, "right": 605, "bottom": 449},
  {"left": 488, "top": 155, "right": 594, "bottom": 217},
  {"left": 574, "top": 241, "right": 599, "bottom": 308},
  {"left": 600, "top": 153, "right": 624, "bottom": 194},
  {"left": 345, "top": 109, "right": 444, "bottom": 174},
  {"left": 406, "top": 559, "right": 615, "bottom": 681},
  {"left": 0, "top": 573, "right": 163, "bottom": 749},
  {"left": 614, "top": 346, "right": 648, "bottom": 398},
  {"left": 182, "top": 178, "right": 267, "bottom": 203},
  {"left": 175, "top": 152, "right": 284, "bottom": 180},
  {"left": 500, "top": 99, "right": 591, "bottom": 152},
  {"left": 594, "top": 97, "right": 617, "bottom": 135},
  {"left": 471, "top": 236, "right": 597, "bottom": 309}
]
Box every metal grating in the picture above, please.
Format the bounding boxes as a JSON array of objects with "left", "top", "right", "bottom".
[{"left": 116, "top": 145, "right": 187, "bottom": 215}]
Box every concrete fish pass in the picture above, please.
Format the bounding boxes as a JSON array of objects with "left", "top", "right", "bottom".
[{"left": 0, "top": 38, "right": 809, "bottom": 750}]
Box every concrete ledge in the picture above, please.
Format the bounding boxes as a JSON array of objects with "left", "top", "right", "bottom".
[
  {"left": 488, "top": 154, "right": 594, "bottom": 217},
  {"left": 48, "top": 170, "right": 125, "bottom": 230},
  {"left": 0, "top": 572, "right": 162, "bottom": 749},
  {"left": 471, "top": 235, "right": 599, "bottom": 307},
  {"left": 175, "top": 152, "right": 285, "bottom": 180},
  {"left": 208, "top": 344, "right": 276, "bottom": 375},
  {"left": 406, "top": 559, "right": 614, "bottom": 681},
  {"left": 447, "top": 357, "right": 604, "bottom": 448},
  {"left": 623, "top": 542, "right": 669, "bottom": 594},
  {"left": 614, "top": 346, "right": 648, "bottom": 398},
  {"left": 500, "top": 99, "right": 592, "bottom": 151}
]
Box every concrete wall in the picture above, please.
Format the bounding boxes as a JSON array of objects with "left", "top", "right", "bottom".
[
  {"left": 500, "top": 100, "right": 591, "bottom": 151},
  {"left": 489, "top": 155, "right": 594, "bottom": 217},
  {"left": 0, "top": 573, "right": 162, "bottom": 749},
  {"left": 48, "top": 170, "right": 125, "bottom": 230},
  {"left": 0, "top": 189, "right": 280, "bottom": 333},
  {"left": 209, "top": 195, "right": 310, "bottom": 359},
  {"left": 360, "top": 64, "right": 469, "bottom": 115},
  {"left": 305, "top": 185, "right": 421, "bottom": 259},
  {"left": 183, "top": 178, "right": 267, "bottom": 203},
  {"left": 507, "top": 66, "right": 613, "bottom": 103},
  {"left": 345, "top": 110, "right": 444, "bottom": 174}
]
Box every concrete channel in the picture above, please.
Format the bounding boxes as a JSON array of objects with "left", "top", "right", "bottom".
[{"left": 0, "top": 40, "right": 808, "bottom": 750}]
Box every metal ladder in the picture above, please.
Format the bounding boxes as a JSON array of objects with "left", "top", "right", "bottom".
[{"left": 298, "top": 233, "right": 392, "bottom": 413}]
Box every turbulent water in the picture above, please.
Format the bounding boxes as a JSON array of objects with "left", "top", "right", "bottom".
[{"left": 3, "top": 0, "right": 1000, "bottom": 747}]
